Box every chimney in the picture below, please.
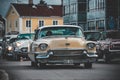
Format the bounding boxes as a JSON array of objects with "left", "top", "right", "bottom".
[
  {"left": 61, "top": 0, "right": 63, "bottom": 6},
  {"left": 29, "top": 0, "right": 33, "bottom": 4}
]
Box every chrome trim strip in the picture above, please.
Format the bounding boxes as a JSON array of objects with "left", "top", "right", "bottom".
[
  {"left": 50, "top": 48, "right": 86, "bottom": 51},
  {"left": 36, "top": 52, "right": 98, "bottom": 59}
]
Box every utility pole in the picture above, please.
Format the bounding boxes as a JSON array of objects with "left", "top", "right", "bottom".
[{"left": 118, "top": 0, "right": 120, "bottom": 29}]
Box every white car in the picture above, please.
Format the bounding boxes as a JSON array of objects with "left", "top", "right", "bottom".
[
  {"left": 28, "top": 25, "right": 98, "bottom": 68},
  {"left": 12, "top": 33, "right": 34, "bottom": 60}
]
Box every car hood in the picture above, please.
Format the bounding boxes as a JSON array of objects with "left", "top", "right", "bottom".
[
  {"left": 34, "top": 37, "right": 86, "bottom": 49},
  {"left": 16, "top": 39, "right": 32, "bottom": 48},
  {"left": 109, "top": 39, "right": 120, "bottom": 42}
]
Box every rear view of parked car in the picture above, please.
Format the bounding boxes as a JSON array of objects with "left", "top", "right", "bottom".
[{"left": 28, "top": 25, "right": 98, "bottom": 69}]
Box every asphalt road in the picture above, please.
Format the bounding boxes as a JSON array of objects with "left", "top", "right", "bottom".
[{"left": 0, "top": 59, "right": 120, "bottom": 80}]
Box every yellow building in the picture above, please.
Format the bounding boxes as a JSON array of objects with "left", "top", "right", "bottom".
[{"left": 6, "top": 3, "right": 63, "bottom": 34}]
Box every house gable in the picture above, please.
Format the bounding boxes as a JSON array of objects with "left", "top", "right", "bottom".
[
  {"left": 5, "top": 3, "right": 63, "bottom": 34},
  {"left": 6, "top": 4, "right": 20, "bottom": 18},
  {"left": 6, "top": 4, "right": 20, "bottom": 33}
]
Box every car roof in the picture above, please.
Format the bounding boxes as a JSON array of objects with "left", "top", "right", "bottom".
[{"left": 37, "top": 25, "right": 83, "bottom": 30}]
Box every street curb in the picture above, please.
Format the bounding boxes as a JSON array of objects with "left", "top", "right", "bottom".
[{"left": 0, "top": 70, "right": 9, "bottom": 80}]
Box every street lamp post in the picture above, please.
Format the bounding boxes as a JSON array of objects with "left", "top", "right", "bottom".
[
  {"left": 118, "top": 0, "right": 119, "bottom": 29},
  {"left": 29, "top": 4, "right": 32, "bottom": 34},
  {"left": 29, "top": 4, "right": 37, "bottom": 34}
]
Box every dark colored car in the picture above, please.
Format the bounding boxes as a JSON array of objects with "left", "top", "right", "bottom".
[
  {"left": 5, "top": 37, "right": 18, "bottom": 60},
  {"left": 84, "top": 31, "right": 102, "bottom": 41},
  {"left": 84, "top": 30, "right": 120, "bottom": 63}
]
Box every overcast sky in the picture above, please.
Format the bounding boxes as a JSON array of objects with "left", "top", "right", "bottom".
[{"left": 0, "top": 0, "right": 61, "bottom": 17}]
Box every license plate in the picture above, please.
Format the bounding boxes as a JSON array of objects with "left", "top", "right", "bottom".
[
  {"left": 22, "top": 49, "right": 27, "bottom": 52},
  {"left": 64, "top": 60, "right": 73, "bottom": 64},
  {"left": 8, "top": 53, "right": 13, "bottom": 56}
]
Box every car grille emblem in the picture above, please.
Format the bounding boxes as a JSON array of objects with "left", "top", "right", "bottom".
[{"left": 65, "top": 43, "right": 70, "bottom": 46}]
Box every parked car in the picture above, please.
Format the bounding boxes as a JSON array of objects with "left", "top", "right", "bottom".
[
  {"left": 84, "top": 30, "right": 120, "bottom": 63},
  {"left": 2, "top": 34, "right": 18, "bottom": 58},
  {"left": 28, "top": 25, "right": 98, "bottom": 68},
  {"left": 84, "top": 31, "right": 104, "bottom": 57},
  {"left": 5, "top": 37, "right": 18, "bottom": 60},
  {"left": 98, "top": 31, "right": 120, "bottom": 63},
  {"left": 12, "top": 33, "right": 34, "bottom": 60},
  {"left": 84, "top": 31, "right": 102, "bottom": 41}
]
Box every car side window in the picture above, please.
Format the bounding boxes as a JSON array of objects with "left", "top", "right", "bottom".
[
  {"left": 101, "top": 32, "right": 106, "bottom": 40},
  {"left": 46, "top": 31, "right": 52, "bottom": 36}
]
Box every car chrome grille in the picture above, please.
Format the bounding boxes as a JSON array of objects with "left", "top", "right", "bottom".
[
  {"left": 110, "top": 44, "right": 120, "bottom": 50},
  {"left": 21, "top": 47, "right": 28, "bottom": 52},
  {"left": 49, "top": 50, "right": 84, "bottom": 56}
]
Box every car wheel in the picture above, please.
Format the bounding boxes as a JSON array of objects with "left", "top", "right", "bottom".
[
  {"left": 13, "top": 54, "right": 17, "bottom": 60},
  {"left": 38, "top": 63, "right": 46, "bottom": 69},
  {"left": 31, "top": 61, "right": 38, "bottom": 67},
  {"left": 84, "top": 63, "right": 92, "bottom": 69},
  {"left": 74, "top": 63, "right": 80, "bottom": 66},
  {"left": 103, "top": 53, "right": 111, "bottom": 63}
]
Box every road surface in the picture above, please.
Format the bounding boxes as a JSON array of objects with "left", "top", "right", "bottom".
[{"left": 0, "top": 59, "right": 120, "bottom": 80}]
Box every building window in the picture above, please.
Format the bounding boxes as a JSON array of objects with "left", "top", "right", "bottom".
[
  {"left": 53, "top": 20, "right": 58, "bottom": 25},
  {"left": 26, "top": 20, "right": 31, "bottom": 27},
  {"left": 70, "top": 3, "right": 77, "bottom": 14},
  {"left": 98, "top": 0, "right": 105, "bottom": 9},
  {"left": 88, "top": 0, "right": 105, "bottom": 11},
  {"left": 88, "top": 21, "right": 95, "bottom": 30},
  {"left": 96, "top": 20, "right": 105, "bottom": 30},
  {"left": 78, "top": 2, "right": 86, "bottom": 12},
  {"left": 11, "top": 10, "right": 15, "bottom": 15},
  {"left": 39, "top": 20, "right": 44, "bottom": 27},
  {"left": 65, "top": 6, "right": 69, "bottom": 15}
]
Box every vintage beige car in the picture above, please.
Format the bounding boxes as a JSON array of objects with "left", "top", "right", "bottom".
[{"left": 28, "top": 25, "right": 98, "bottom": 68}]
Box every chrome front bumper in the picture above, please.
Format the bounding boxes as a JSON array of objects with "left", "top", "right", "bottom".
[{"left": 35, "top": 49, "right": 98, "bottom": 64}]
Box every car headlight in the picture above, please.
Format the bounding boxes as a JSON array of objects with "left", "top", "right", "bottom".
[
  {"left": 39, "top": 43, "right": 48, "bottom": 51},
  {"left": 87, "top": 43, "right": 96, "bottom": 49},
  {"left": 0, "top": 47, "right": 2, "bottom": 50},
  {"left": 16, "top": 42, "right": 21, "bottom": 47},
  {"left": 8, "top": 46, "right": 13, "bottom": 51}
]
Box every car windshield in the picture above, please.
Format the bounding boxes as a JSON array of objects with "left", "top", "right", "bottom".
[
  {"left": 106, "top": 32, "right": 120, "bottom": 39},
  {"left": 84, "top": 32, "right": 101, "bottom": 41},
  {"left": 37, "top": 27, "right": 84, "bottom": 39},
  {"left": 17, "top": 33, "right": 34, "bottom": 40},
  {"left": 9, "top": 38, "right": 18, "bottom": 43}
]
